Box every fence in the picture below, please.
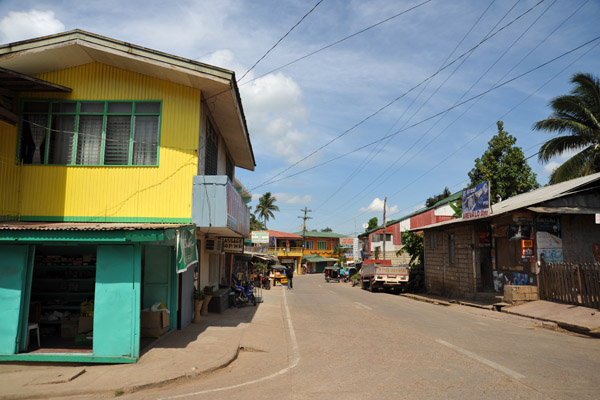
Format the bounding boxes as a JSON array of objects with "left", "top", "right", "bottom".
[{"left": 538, "top": 262, "right": 600, "bottom": 309}]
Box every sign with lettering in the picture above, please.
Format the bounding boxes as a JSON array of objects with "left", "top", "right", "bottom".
[
  {"left": 251, "top": 231, "right": 269, "bottom": 244},
  {"left": 176, "top": 227, "right": 198, "bottom": 273},
  {"left": 222, "top": 237, "right": 244, "bottom": 253},
  {"left": 462, "top": 181, "right": 490, "bottom": 220},
  {"left": 339, "top": 237, "right": 354, "bottom": 248}
]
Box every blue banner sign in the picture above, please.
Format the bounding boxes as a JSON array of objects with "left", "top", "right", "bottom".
[{"left": 462, "top": 181, "right": 490, "bottom": 220}]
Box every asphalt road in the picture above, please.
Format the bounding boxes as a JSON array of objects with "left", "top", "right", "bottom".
[{"left": 121, "top": 274, "right": 600, "bottom": 400}]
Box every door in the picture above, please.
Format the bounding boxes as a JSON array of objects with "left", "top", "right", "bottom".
[
  {"left": 93, "top": 245, "right": 141, "bottom": 358},
  {"left": 0, "top": 245, "right": 34, "bottom": 354}
]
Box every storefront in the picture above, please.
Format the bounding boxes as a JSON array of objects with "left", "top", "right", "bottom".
[{"left": 0, "top": 223, "right": 197, "bottom": 364}]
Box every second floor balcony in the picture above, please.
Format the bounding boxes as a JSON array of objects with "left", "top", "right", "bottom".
[
  {"left": 192, "top": 175, "right": 250, "bottom": 238},
  {"left": 269, "top": 246, "right": 303, "bottom": 258}
]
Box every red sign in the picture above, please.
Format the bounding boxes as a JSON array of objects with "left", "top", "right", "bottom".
[{"left": 521, "top": 240, "right": 534, "bottom": 259}]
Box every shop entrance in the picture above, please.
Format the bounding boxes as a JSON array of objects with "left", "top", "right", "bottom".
[{"left": 28, "top": 244, "right": 97, "bottom": 353}]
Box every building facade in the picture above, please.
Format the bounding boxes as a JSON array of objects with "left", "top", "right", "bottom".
[{"left": 0, "top": 30, "right": 255, "bottom": 363}]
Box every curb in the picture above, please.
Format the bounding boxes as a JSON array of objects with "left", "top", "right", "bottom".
[
  {"left": 501, "top": 309, "right": 600, "bottom": 338},
  {"left": 400, "top": 293, "right": 452, "bottom": 307}
]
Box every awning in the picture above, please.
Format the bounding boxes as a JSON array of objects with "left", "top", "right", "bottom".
[
  {"left": 244, "top": 251, "right": 278, "bottom": 263},
  {"left": 303, "top": 254, "right": 338, "bottom": 263}
]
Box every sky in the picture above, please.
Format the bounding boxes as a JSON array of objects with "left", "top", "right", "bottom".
[{"left": 1, "top": 0, "right": 598, "bottom": 236}]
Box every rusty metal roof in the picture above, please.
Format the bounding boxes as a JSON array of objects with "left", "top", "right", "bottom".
[{"left": 0, "top": 221, "right": 194, "bottom": 231}]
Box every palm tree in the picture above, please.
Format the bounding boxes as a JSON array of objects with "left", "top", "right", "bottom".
[
  {"left": 533, "top": 72, "right": 600, "bottom": 184},
  {"left": 254, "top": 192, "right": 279, "bottom": 229}
]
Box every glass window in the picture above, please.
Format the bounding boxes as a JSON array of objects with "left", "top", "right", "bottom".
[
  {"left": 304, "top": 241, "right": 314, "bottom": 250},
  {"left": 317, "top": 241, "right": 327, "bottom": 250},
  {"left": 430, "top": 233, "right": 437, "bottom": 249},
  {"left": 18, "top": 100, "right": 160, "bottom": 166}
]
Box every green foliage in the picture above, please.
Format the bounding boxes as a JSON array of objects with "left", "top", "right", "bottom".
[
  {"left": 254, "top": 262, "right": 268, "bottom": 274},
  {"left": 426, "top": 187, "right": 451, "bottom": 207},
  {"left": 321, "top": 227, "right": 333, "bottom": 232},
  {"left": 202, "top": 285, "right": 214, "bottom": 296},
  {"left": 250, "top": 213, "right": 265, "bottom": 231},
  {"left": 114, "top": 389, "right": 124, "bottom": 397},
  {"left": 254, "top": 192, "right": 279, "bottom": 229},
  {"left": 397, "top": 231, "right": 424, "bottom": 266},
  {"left": 448, "top": 199, "right": 462, "bottom": 218},
  {"left": 469, "top": 121, "right": 539, "bottom": 203},
  {"left": 332, "top": 246, "right": 345, "bottom": 266},
  {"left": 193, "top": 287, "right": 205, "bottom": 300},
  {"left": 367, "top": 217, "right": 378, "bottom": 231},
  {"left": 533, "top": 73, "right": 600, "bottom": 184}
]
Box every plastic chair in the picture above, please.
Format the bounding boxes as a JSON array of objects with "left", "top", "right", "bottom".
[{"left": 27, "top": 323, "right": 40, "bottom": 348}]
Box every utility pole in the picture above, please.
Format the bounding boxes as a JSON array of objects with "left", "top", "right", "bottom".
[
  {"left": 298, "top": 206, "right": 312, "bottom": 246},
  {"left": 382, "top": 197, "right": 387, "bottom": 260}
]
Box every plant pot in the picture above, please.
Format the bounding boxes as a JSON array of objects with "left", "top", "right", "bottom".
[
  {"left": 193, "top": 300, "right": 203, "bottom": 323},
  {"left": 201, "top": 295, "right": 212, "bottom": 316}
]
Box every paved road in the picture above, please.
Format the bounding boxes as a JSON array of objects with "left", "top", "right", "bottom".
[{"left": 122, "top": 274, "right": 600, "bottom": 400}]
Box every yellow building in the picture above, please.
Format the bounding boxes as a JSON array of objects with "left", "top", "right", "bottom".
[
  {"left": 0, "top": 30, "right": 254, "bottom": 363},
  {"left": 299, "top": 231, "right": 347, "bottom": 273}
]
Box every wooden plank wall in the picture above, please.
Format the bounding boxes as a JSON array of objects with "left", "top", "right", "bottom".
[{"left": 539, "top": 262, "right": 600, "bottom": 309}]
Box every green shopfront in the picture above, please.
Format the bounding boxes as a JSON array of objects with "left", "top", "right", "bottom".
[{"left": 0, "top": 223, "right": 197, "bottom": 363}]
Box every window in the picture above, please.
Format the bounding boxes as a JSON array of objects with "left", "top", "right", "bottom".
[
  {"left": 204, "top": 118, "right": 218, "bottom": 175},
  {"left": 304, "top": 241, "right": 314, "bottom": 250},
  {"left": 430, "top": 233, "right": 437, "bottom": 249},
  {"left": 317, "top": 241, "right": 327, "bottom": 250},
  {"left": 448, "top": 233, "right": 455, "bottom": 264},
  {"left": 19, "top": 100, "right": 160, "bottom": 166}
]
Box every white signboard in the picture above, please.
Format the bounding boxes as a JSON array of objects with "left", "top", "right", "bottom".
[
  {"left": 251, "top": 230, "right": 269, "bottom": 244},
  {"left": 222, "top": 237, "right": 244, "bottom": 253},
  {"left": 353, "top": 238, "right": 360, "bottom": 261}
]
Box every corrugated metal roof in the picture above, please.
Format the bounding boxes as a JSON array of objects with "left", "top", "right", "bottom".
[
  {"left": 414, "top": 172, "right": 600, "bottom": 230},
  {"left": 295, "top": 231, "right": 346, "bottom": 238},
  {"left": 0, "top": 221, "right": 194, "bottom": 231},
  {"left": 0, "top": 29, "right": 255, "bottom": 170},
  {"left": 268, "top": 230, "right": 303, "bottom": 239}
]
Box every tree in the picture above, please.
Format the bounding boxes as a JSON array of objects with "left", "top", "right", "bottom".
[
  {"left": 425, "top": 187, "right": 451, "bottom": 207},
  {"left": 249, "top": 213, "right": 265, "bottom": 231},
  {"left": 320, "top": 227, "right": 333, "bottom": 232},
  {"left": 254, "top": 192, "right": 279, "bottom": 229},
  {"left": 533, "top": 72, "right": 600, "bottom": 184},
  {"left": 366, "top": 217, "right": 378, "bottom": 232},
  {"left": 396, "top": 231, "right": 424, "bottom": 266},
  {"left": 332, "top": 246, "right": 345, "bottom": 267},
  {"left": 469, "top": 121, "right": 539, "bottom": 203}
]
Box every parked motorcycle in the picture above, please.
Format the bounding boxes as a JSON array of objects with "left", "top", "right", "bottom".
[{"left": 232, "top": 279, "right": 256, "bottom": 307}]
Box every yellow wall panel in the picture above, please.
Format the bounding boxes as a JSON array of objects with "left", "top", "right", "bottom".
[
  {"left": 12, "top": 62, "right": 201, "bottom": 222},
  {"left": 0, "top": 123, "right": 21, "bottom": 218}
]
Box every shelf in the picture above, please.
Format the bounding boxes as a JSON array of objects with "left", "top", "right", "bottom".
[
  {"left": 41, "top": 305, "right": 81, "bottom": 310},
  {"left": 34, "top": 278, "right": 94, "bottom": 281},
  {"left": 35, "top": 264, "right": 96, "bottom": 268}
]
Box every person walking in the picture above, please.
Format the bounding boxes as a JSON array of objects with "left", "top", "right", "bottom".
[{"left": 286, "top": 265, "right": 294, "bottom": 290}]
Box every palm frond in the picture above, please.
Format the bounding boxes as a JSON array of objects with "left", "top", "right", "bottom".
[{"left": 549, "top": 146, "right": 596, "bottom": 184}]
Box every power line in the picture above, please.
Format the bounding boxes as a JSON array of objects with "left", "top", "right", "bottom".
[
  {"left": 251, "top": 34, "right": 600, "bottom": 191},
  {"left": 202, "top": 0, "right": 433, "bottom": 104},
  {"left": 238, "top": 0, "right": 324, "bottom": 83},
  {"left": 250, "top": 0, "right": 547, "bottom": 191}
]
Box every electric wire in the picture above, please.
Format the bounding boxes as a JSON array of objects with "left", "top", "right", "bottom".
[
  {"left": 237, "top": 0, "right": 324, "bottom": 83},
  {"left": 251, "top": 34, "right": 600, "bottom": 191},
  {"left": 313, "top": 0, "right": 499, "bottom": 213},
  {"left": 250, "top": 0, "right": 547, "bottom": 191}
]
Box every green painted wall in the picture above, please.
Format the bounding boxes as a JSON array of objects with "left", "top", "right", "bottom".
[
  {"left": 93, "top": 245, "right": 141, "bottom": 358},
  {"left": 0, "top": 245, "right": 33, "bottom": 354}
]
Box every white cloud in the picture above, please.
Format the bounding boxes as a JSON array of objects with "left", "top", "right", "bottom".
[
  {"left": 241, "top": 72, "right": 307, "bottom": 121},
  {"left": 0, "top": 10, "right": 65, "bottom": 43},
  {"left": 544, "top": 161, "right": 560, "bottom": 175},
  {"left": 359, "top": 197, "right": 399, "bottom": 214},
  {"left": 273, "top": 193, "right": 312, "bottom": 205}
]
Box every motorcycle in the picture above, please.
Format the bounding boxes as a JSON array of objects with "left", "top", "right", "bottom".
[{"left": 232, "top": 279, "right": 256, "bottom": 307}]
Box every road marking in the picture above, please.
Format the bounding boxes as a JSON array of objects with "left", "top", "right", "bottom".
[
  {"left": 436, "top": 339, "right": 525, "bottom": 380},
  {"left": 354, "top": 302, "right": 372, "bottom": 311},
  {"left": 328, "top": 290, "right": 336, "bottom": 295},
  {"left": 318, "top": 284, "right": 323, "bottom": 288},
  {"left": 160, "top": 290, "right": 300, "bottom": 399}
]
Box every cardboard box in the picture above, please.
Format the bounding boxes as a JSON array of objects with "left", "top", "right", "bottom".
[
  {"left": 78, "top": 316, "right": 94, "bottom": 334},
  {"left": 61, "top": 319, "right": 78, "bottom": 338},
  {"left": 141, "top": 310, "right": 170, "bottom": 338}
]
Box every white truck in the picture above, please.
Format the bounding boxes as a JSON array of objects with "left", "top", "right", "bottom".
[{"left": 360, "top": 260, "right": 409, "bottom": 292}]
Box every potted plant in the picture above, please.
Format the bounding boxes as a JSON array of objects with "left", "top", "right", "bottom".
[
  {"left": 201, "top": 285, "right": 214, "bottom": 316},
  {"left": 193, "top": 288, "right": 205, "bottom": 323}
]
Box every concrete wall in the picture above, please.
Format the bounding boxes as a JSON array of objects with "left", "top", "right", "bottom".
[{"left": 424, "top": 223, "right": 475, "bottom": 298}]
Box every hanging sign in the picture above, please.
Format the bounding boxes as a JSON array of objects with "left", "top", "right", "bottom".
[
  {"left": 339, "top": 237, "right": 354, "bottom": 248},
  {"left": 176, "top": 227, "right": 198, "bottom": 273},
  {"left": 222, "top": 237, "right": 244, "bottom": 253},
  {"left": 252, "top": 230, "right": 269, "bottom": 244},
  {"left": 462, "top": 181, "right": 490, "bottom": 220}
]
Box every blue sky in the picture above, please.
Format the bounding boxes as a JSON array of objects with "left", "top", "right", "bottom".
[{"left": 1, "top": 0, "right": 598, "bottom": 236}]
